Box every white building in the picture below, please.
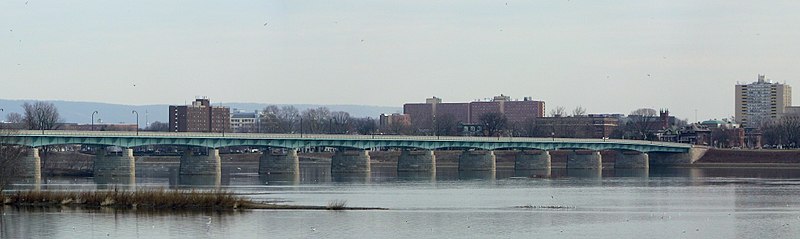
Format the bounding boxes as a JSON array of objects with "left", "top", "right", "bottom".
[
  {"left": 230, "top": 110, "right": 261, "bottom": 133},
  {"left": 735, "top": 75, "right": 792, "bottom": 127}
]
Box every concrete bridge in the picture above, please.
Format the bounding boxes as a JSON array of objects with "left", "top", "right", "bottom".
[{"left": 2, "top": 130, "right": 705, "bottom": 179}]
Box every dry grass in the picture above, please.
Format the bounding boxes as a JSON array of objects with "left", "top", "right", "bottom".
[
  {"left": 0, "top": 189, "right": 248, "bottom": 210},
  {"left": 0, "top": 191, "right": 386, "bottom": 211},
  {"left": 326, "top": 199, "right": 348, "bottom": 210}
]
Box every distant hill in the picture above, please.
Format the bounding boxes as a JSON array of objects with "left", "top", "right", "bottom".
[{"left": 0, "top": 99, "right": 402, "bottom": 126}]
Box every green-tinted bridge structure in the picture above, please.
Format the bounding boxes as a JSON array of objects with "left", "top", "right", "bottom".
[{"left": 3, "top": 130, "right": 707, "bottom": 180}]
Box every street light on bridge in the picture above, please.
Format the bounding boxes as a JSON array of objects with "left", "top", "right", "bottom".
[
  {"left": 132, "top": 110, "right": 139, "bottom": 136},
  {"left": 91, "top": 110, "right": 99, "bottom": 131}
]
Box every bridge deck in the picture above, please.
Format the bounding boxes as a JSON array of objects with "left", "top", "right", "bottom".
[{"left": 2, "top": 130, "right": 693, "bottom": 153}]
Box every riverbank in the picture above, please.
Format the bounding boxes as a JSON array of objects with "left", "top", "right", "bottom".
[{"left": 0, "top": 190, "right": 385, "bottom": 211}]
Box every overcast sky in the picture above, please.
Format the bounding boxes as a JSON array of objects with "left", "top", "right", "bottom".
[{"left": 2, "top": 1, "right": 800, "bottom": 122}]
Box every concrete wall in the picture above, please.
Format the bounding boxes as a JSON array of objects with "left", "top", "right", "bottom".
[
  {"left": 94, "top": 148, "right": 136, "bottom": 176},
  {"left": 650, "top": 147, "right": 709, "bottom": 166},
  {"left": 566, "top": 150, "right": 602, "bottom": 169},
  {"left": 397, "top": 150, "right": 436, "bottom": 172},
  {"left": 179, "top": 149, "right": 221, "bottom": 175},
  {"left": 331, "top": 150, "right": 371, "bottom": 173},
  {"left": 259, "top": 149, "right": 299, "bottom": 174},
  {"left": 515, "top": 150, "right": 551, "bottom": 170},
  {"left": 458, "top": 150, "right": 496, "bottom": 171}
]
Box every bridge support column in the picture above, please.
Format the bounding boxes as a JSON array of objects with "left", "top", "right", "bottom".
[
  {"left": 259, "top": 148, "right": 299, "bottom": 174},
  {"left": 94, "top": 148, "right": 136, "bottom": 177},
  {"left": 179, "top": 148, "right": 221, "bottom": 175},
  {"left": 567, "top": 150, "right": 602, "bottom": 169},
  {"left": 614, "top": 151, "right": 649, "bottom": 169},
  {"left": 515, "top": 150, "right": 551, "bottom": 170},
  {"left": 649, "top": 147, "right": 709, "bottom": 166},
  {"left": 331, "top": 150, "right": 371, "bottom": 173},
  {"left": 21, "top": 147, "right": 41, "bottom": 178},
  {"left": 459, "top": 150, "right": 496, "bottom": 171},
  {"left": 397, "top": 150, "right": 436, "bottom": 172}
]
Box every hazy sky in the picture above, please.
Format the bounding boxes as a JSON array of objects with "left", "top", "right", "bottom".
[{"left": 2, "top": 1, "right": 800, "bottom": 122}]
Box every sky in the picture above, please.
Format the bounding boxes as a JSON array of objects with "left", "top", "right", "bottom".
[{"left": 2, "top": 1, "right": 800, "bottom": 122}]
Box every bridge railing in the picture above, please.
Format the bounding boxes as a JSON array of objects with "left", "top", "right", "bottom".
[{"left": 7, "top": 130, "right": 692, "bottom": 148}]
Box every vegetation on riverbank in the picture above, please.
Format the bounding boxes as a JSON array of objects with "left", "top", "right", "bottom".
[{"left": 0, "top": 190, "right": 385, "bottom": 211}]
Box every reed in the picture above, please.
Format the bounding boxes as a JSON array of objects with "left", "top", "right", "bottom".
[
  {"left": 326, "top": 199, "right": 348, "bottom": 210},
  {"left": 0, "top": 189, "right": 248, "bottom": 210}
]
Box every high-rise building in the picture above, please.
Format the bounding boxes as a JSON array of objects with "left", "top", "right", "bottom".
[
  {"left": 169, "top": 98, "right": 231, "bottom": 133},
  {"left": 735, "top": 75, "right": 792, "bottom": 127}
]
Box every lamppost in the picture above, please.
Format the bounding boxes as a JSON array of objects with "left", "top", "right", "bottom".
[
  {"left": 37, "top": 108, "right": 45, "bottom": 134},
  {"left": 299, "top": 117, "right": 304, "bottom": 138},
  {"left": 91, "top": 111, "right": 99, "bottom": 131},
  {"left": 131, "top": 110, "right": 139, "bottom": 136}
]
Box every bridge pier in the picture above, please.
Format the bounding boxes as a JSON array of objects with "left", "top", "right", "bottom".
[
  {"left": 614, "top": 151, "right": 649, "bottom": 169},
  {"left": 459, "top": 150, "right": 496, "bottom": 171},
  {"left": 515, "top": 150, "right": 551, "bottom": 170},
  {"left": 649, "top": 147, "right": 709, "bottom": 166},
  {"left": 397, "top": 149, "right": 436, "bottom": 172},
  {"left": 94, "top": 148, "right": 136, "bottom": 177},
  {"left": 331, "top": 150, "right": 371, "bottom": 173},
  {"left": 567, "top": 150, "right": 602, "bottom": 169},
  {"left": 21, "top": 147, "right": 41, "bottom": 178},
  {"left": 259, "top": 148, "right": 299, "bottom": 174},
  {"left": 179, "top": 148, "right": 221, "bottom": 175}
]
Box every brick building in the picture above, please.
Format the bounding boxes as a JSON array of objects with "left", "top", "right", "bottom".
[
  {"left": 403, "top": 95, "right": 545, "bottom": 133},
  {"left": 169, "top": 98, "right": 231, "bottom": 133}
]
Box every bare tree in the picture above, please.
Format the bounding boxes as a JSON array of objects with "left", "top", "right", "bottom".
[
  {"left": 549, "top": 106, "right": 566, "bottom": 117},
  {"left": 0, "top": 128, "right": 26, "bottom": 192},
  {"left": 260, "top": 105, "right": 300, "bottom": 133},
  {"left": 330, "top": 111, "right": 351, "bottom": 134},
  {"left": 6, "top": 112, "right": 23, "bottom": 123},
  {"left": 301, "top": 107, "right": 330, "bottom": 134},
  {"left": 145, "top": 121, "right": 170, "bottom": 131},
  {"left": 572, "top": 106, "right": 587, "bottom": 117},
  {"left": 22, "top": 102, "right": 63, "bottom": 130},
  {"left": 352, "top": 117, "right": 377, "bottom": 135},
  {"left": 628, "top": 108, "right": 658, "bottom": 140},
  {"left": 434, "top": 114, "right": 459, "bottom": 136},
  {"left": 479, "top": 112, "right": 508, "bottom": 136}
]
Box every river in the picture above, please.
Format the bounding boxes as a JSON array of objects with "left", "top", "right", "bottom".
[{"left": 2, "top": 163, "right": 800, "bottom": 238}]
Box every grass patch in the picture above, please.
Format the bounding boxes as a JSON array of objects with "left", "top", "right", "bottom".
[
  {"left": 326, "top": 199, "right": 348, "bottom": 210},
  {"left": 0, "top": 190, "right": 387, "bottom": 211},
  {"left": 0, "top": 189, "right": 246, "bottom": 210}
]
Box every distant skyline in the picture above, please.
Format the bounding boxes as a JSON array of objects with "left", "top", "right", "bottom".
[{"left": 3, "top": 1, "right": 800, "bottom": 122}]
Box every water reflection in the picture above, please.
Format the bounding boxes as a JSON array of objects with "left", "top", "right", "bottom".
[
  {"left": 259, "top": 173, "right": 300, "bottom": 186},
  {"left": 174, "top": 174, "right": 221, "bottom": 189},
  {"left": 396, "top": 171, "right": 436, "bottom": 182},
  {"left": 613, "top": 168, "right": 649, "bottom": 178},
  {"left": 94, "top": 175, "right": 136, "bottom": 190},
  {"left": 331, "top": 172, "right": 371, "bottom": 183},
  {"left": 565, "top": 168, "right": 602, "bottom": 179},
  {"left": 514, "top": 169, "right": 552, "bottom": 178},
  {"left": 458, "top": 170, "right": 496, "bottom": 181}
]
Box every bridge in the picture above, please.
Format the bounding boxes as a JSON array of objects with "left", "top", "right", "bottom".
[{"left": 2, "top": 130, "right": 705, "bottom": 179}]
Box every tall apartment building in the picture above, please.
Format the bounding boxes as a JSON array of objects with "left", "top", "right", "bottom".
[
  {"left": 735, "top": 75, "right": 792, "bottom": 127},
  {"left": 169, "top": 98, "right": 231, "bottom": 133},
  {"left": 403, "top": 95, "right": 545, "bottom": 132}
]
